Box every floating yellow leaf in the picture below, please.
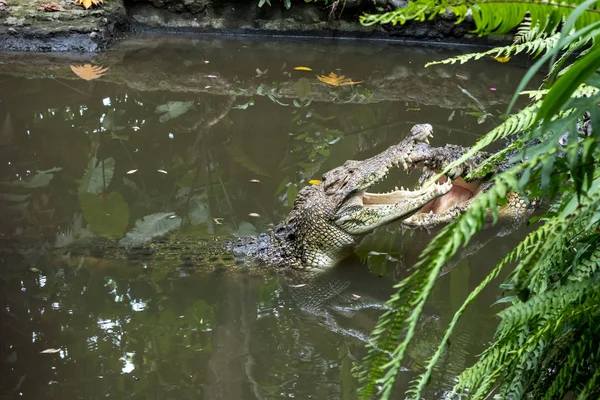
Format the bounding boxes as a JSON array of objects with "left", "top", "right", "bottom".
[
  {"left": 491, "top": 56, "right": 511, "bottom": 63},
  {"left": 70, "top": 64, "right": 108, "bottom": 80},
  {"left": 317, "top": 72, "right": 362, "bottom": 87},
  {"left": 309, "top": 179, "right": 321, "bottom": 185},
  {"left": 74, "top": 0, "right": 103, "bottom": 9},
  {"left": 294, "top": 66, "right": 313, "bottom": 71}
]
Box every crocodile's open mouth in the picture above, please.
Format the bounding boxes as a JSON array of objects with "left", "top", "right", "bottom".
[{"left": 416, "top": 175, "right": 483, "bottom": 215}]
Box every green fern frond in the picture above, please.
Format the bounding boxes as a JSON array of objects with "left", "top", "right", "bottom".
[
  {"left": 577, "top": 366, "right": 600, "bottom": 400},
  {"left": 434, "top": 102, "right": 540, "bottom": 181},
  {"left": 455, "top": 286, "right": 600, "bottom": 398},
  {"left": 405, "top": 252, "right": 512, "bottom": 397},
  {"left": 543, "top": 329, "right": 600, "bottom": 400},
  {"left": 425, "top": 33, "right": 559, "bottom": 67},
  {"left": 360, "top": 4, "right": 600, "bottom": 399},
  {"left": 496, "top": 279, "right": 596, "bottom": 338},
  {"left": 513, "top": 16, "right": 549, "bottom": 43},
  {"left": 570, "top": 247, "right": 600, "bottom": 281},
  {"left": 360, "top": 0, "right": 600, "bottom": 37}
]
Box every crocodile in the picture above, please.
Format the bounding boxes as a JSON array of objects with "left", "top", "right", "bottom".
[{"left": 61, "top": 124, "right": 538, "bottom": 276}]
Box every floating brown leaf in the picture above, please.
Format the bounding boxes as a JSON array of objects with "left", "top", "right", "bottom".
[
  {"left": 70, "top": 64, "right": 108, "bottom": 81},
  {"left": 74, "top": 0, "right": 103, "bottom": 9},
  {"left": 36, "top": 2, "right": 65, "bottom": 11},
  {"left": 317, "top": 72, "right": 362, "bottom": 87}
]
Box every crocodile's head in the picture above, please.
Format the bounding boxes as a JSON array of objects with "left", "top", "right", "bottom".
[{"left": 270, "top": 124, "right": 453, "bottom": 269}]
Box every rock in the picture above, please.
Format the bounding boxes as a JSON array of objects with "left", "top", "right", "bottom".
[
  {"left": 5, "top": 16, "right": 25, "bottom": 26},
  {"left": 439, "top": 7, "right": 455, "bottom": 20},
  {"left": 7, "top": 26, "right": 17, "bottom": 34},
  {"left": 342, "top": 0, "right": 366, "bottom": 10},
  {"left": 90, "top": 31, "right": 99, "bottom": 39},
  {"left": 390, "top": 0, "right": 407, "bottom": 8}
]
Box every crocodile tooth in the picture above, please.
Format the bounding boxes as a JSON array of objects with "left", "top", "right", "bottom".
[{"left": 394, "top": 186, "right": 399, "bottom": 191}]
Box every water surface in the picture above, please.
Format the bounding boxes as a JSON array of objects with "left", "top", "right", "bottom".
[{"left": 0, "top": 37, "right": 537, "bottom": 399}]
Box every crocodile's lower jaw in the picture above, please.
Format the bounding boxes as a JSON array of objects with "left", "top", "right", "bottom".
[{"left": 416, "top": 176, "right": 482, "bottom": 215}]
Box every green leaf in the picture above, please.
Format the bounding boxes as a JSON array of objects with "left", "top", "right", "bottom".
[
  {"left": 230, "top": 221, "right": 257, "bottom": 237},
  {"left": 9, "top": 167, "right": 62, "bottom": 189},
  {"left": 79, "top": 192, "right": 129, "bottom": 239},
  {"left": 295, "top": 78, "right": 311, "bottom": 102},
  {"left": 78, "top": 157, "right": 115, "bottom": 195},
  {"left": 102, "top": 109, "right": 125, "bottom": 131},
  {"left": 188, "top": 195, "right": 209, "bottom": 225},
  {"left": 537, "top": 45, "right": 600, "bottom": 125},
  {"left": 225, "top": 144, "right": 271, "bottom": 177},
  {"left": 155, "top": 101, "right": 194, "bottom": 123},
  {"left": 118, "top": 211, "right": 181, "bottom": 245}
]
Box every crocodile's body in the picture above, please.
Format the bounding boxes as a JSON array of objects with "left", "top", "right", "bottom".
[{"left": 62, "top": 124, "right": 538, "bottom": 276}]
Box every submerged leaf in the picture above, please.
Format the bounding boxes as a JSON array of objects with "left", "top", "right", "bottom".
[
  {"left": 232, "top": 221, "right": 257, "bottom": 237},
  {"left": 225, "top": 144, "right": 270, "bottom": 177},
  {"left": 295, "top": 78, "right": 312, "bottom": 101},
  {"left": 155, "top": 101, "right": 194, "bottom": 123},
  {"left": 9, "top": 167, "right": 62, "bottom": 188},
  {"left": 70, "top": 64, "right": 108, "bottom": 80},
  {"left": 79, "top": 192, "right": 129, "bottom": 239},
  {"left": 118, "top": 212, "right": 181, "bottom": 246},
  {"left": 78, "top": 158, "right": 115, "bottom": 195}
]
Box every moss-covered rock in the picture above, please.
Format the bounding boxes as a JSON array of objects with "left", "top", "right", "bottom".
[{"left": 0, "top": 0, "right": 129, "bottom": 52}]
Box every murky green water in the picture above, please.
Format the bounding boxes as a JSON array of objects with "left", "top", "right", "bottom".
[{"left": 0, "top": 37, "right": 538, "bottom": 399}]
